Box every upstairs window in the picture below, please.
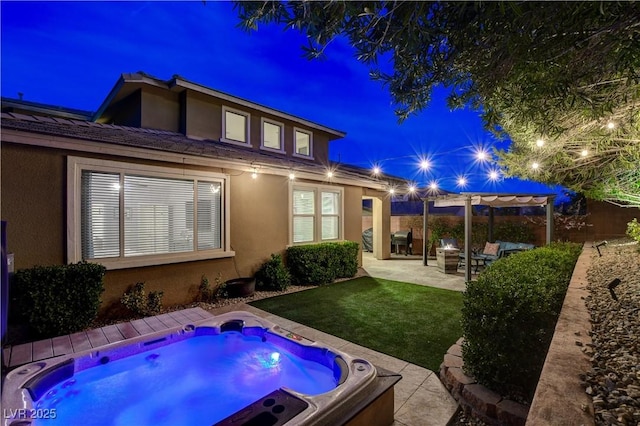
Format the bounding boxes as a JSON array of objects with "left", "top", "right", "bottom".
[
  {"left": 222, "top": 107, "right": 250, "bottom": 145},
  {"left": 261, "top": 118, "right": 284, "bottom": 152},
  {"left": 294, "top": 128, "right": 313, "bottom": 158}
]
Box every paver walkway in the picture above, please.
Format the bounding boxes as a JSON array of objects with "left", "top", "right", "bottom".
[{"left": 2, "top": 307, "right": 212, "bottom": 368}]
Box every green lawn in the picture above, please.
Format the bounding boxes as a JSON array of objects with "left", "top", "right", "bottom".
[{"left": 250, "top": 277, "right": 463, "bottom": 372}]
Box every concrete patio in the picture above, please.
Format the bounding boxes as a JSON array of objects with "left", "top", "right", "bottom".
[{"left": 361, "top": 252, "right": 467, "bottom": 292}]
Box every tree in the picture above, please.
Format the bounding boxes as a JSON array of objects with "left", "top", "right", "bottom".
[{"left": 235, "top": 1, "right": 640, "bottom": 206}]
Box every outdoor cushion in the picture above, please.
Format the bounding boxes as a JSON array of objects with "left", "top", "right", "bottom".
[{"left": 483, "top": 242, "right": 500, "bottom": 256}]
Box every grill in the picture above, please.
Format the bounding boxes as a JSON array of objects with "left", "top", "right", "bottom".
[{"left": 392, "top": 230, "right": 413, "bottom": 255}]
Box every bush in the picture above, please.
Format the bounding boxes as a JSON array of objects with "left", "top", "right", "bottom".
[
  {"left": 121, "top": 282, "right": 164, "bottom": 316},
  {"left": 255, "top": 254, "right": 291, "bottom": 291},
  {"left": 627, "top": 218, "right": 640, "bottom": 243},
  {"left": 11, "top": 262, "right": 106, "bottom": 338},
  {"left": 198, "top": 273, "right": 224, "bottom": 302},
  {"left": 461, "top": 243, "right": 581, "bottom": 401},
  {"left": 286, "top": 241, "right": 359, "bottom": 285}
]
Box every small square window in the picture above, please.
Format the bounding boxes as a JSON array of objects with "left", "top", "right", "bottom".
[
  {"left": 294, "top": 129, "right": 313, "bottom": 158},
  {"left": 222, "top": 107, "right": 250, "bottom": 144},
  {"left": 262, "top": 119, "right": 283, "bottom": 151}
]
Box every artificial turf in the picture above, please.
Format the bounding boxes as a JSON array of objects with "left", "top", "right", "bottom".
[{"left": 249, "top": 276, "right": 463, "bottom": 372}]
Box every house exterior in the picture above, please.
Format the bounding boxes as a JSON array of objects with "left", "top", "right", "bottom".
[{"left": 1, "top": 73, "right": 393, "bottom": 313}]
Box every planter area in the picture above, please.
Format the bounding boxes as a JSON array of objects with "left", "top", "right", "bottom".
[
  {"left": 440, "top": 338, "right": 528, "bottom": 426},
  {"left": 224, "top": 278, "right": 256, "bottom": 298}
]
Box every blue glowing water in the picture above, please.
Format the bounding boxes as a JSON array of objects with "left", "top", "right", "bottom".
[{"left": 34, "top": 332, "right": 337, "bottom": 425}]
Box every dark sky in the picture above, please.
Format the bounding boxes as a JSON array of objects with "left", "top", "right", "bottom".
[{"left": 1, "top": 1, "right": 562, "bottom": 195}]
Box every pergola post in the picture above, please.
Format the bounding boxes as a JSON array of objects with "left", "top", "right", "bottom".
[
  {"left": 423, "top": 198, "right": 429, "bottom": 266},
  {"left": 546, "top": 197, "right": 555, "bottom": 244},
  {"left": 464, "top": 195, "right": 473, "bottom": 282},
  {"left": 488, "top": 206, "right": 494, "bottom": 242}
]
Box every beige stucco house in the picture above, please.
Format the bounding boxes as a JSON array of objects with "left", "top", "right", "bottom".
[{"left": 1, "top": 72, "right": 393, "bottom": 312}]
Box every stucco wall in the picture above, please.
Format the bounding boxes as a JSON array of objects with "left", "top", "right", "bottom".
[
  {"left": 2, "top": 141, "right": 366, "bottom": 317},
  {"left": 140, "top": 87, "right": 181, "bottom": 132}
]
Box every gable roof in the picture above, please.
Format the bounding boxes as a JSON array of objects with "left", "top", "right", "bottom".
[
  {"left": 0, "top": 112, "right": 384, "bottom": 189},
  {"left": 1, "top": 97, "right": 93, "bottom": 121},
  {"left": 93, "top": 72, "right": 346, "bottom": 139}
]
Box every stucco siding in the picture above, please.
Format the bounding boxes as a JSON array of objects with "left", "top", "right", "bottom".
[
  {"left": 184, "top": 90, "right": 222, "bottom": 141},
  {"left": 140, "top": 87, "right": 181, "bottom": 132},
  {"left": 1, "top": 144, "right": 66, "bottom": 268},
  {"left": 343, "top": 185, "right": 364, "bottom": 266}
]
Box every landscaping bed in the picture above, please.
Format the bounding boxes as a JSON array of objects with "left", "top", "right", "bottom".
[{"left": 584, "top": 240, "right": 640, "bottom": 425}]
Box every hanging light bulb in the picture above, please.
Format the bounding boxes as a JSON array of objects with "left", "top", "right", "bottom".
[
  {"left": 408, "top": 184, "right": 416, "bottom": 193},
  {"left": 457, "top": 176, "right": 467, "bottom": 187},
  {"left": 488, "top": 170, "right": 500, "bottom": 181},
  {"left": 419, "top": 159, "right": 430, "bottom": 170},
  {"left": 327, "top": 170, "right": 334, "bottom": 178},
  {"left": 429, "top": 181, "right": 438, "bottom": 191},
  {"left": 372, "top": 166, "right": 381, "bottom": 175}
]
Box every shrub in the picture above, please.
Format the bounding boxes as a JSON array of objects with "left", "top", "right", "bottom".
[
  {"left": 198, "top": 273, "right": 224, "bottom": 302},
  {"left": 255, "top": 254, "right": 291, "bottom": 291},
  {"left": 121, "top": 282, "right": 164, "bottom": 316},
  {"left": 286, "top": 241, "right": 359, "bottom": 285},
  {"left": 11, "top": 262, "right": 106, "bottom": 338},
  {"left": 494, "top": 221, "right": 535, "bottom": 243},
  {"left": 627, "top": 218, "right": 640, "bottom": 244},
  {"left": 461, "top": 243, "right": 581, "bottom": 401}
]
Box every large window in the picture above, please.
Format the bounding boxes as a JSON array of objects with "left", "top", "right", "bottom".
[
  {"left": 291, "top": 183, "right": 342, "bottom": 244},
  {"left": 222, "top": 107, "right": 250, "bottom": 144},
  {"left": 261, "top": 118, "right": 284, "bottom": 152},
  {"left": 294, "top": 128, "right": 313, "bottom": 158},
  {"left": 68, "top": 157, "right": 232, "bottom": 269}
]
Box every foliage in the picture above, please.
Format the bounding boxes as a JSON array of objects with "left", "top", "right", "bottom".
[
  {"left": 255, "top": 254, "right": 291, "bottom": 291},
  {"left": 11, "top": 262, "right": 106, "bottom": 338},
  {"left": 461, "top": 243, "right": 582, "bottom": 400},
  {"left": 286, "top": 241, "right": 359, "bottom": 285},
  {"left": 250, "top": 276, "right": 463, "bottom": 372},
  {"left": 493, "top": 222, "right": 535, "bottom": 244},
  {"left": 121, "top": 282, "right": 164, "bottom": 316},
  {"left": 427, "top": 217, "right": 452, "bottom": 250},
  {"left": 627, "top": 218, "right": 640, "bottom": 244},
  {"left": 198, "top": 273, "right": 224, "bottom": 302},
  {"left": 235, "top": 1, "right": 640, "bottom": 205}
]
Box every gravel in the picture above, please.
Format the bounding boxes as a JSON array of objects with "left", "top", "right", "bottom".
[{"left": 584, "top": 240, "right": 640, "bottom": 426}]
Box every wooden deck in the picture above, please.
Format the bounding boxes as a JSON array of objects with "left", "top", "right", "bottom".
[{"left": 2, "top": 307, "right": 213, "bottom": 369}]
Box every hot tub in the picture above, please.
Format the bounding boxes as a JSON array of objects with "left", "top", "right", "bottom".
[{"left": 2, "top": 311, "right": 377, "bottom": 426}]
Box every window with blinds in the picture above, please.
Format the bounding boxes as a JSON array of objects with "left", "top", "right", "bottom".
[
  {"left": 291, "top": 185, "right": 342, "bottom": 244},
  {"left": 80, "top": 171, "right": 223, "bottom": 261}
]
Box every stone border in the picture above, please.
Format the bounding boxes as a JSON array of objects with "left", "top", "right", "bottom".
[
  {"left": 440, "top": 338, "right": 529, "bottom": 426},
  {"left": 525, "top": 244, "right": 594, "bottom": 425}
]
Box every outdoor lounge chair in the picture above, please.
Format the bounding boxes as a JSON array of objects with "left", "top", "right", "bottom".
[{"left": 476, "top": 240, "right": 535, "bottom": 266}]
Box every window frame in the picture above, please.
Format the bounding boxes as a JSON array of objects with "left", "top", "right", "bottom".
[
  {"left": 221, "top": 106, "right": 251, "bottom": 146},
  {"left": 293, "top": 128, "right": 314, "bottom": 159},
  {"left": 67, "top": 157, "right": 233, "bottom": 270},
  {"left": 260, "top": 117, "right": 285, "bottom": 154},
  {"left": 289, "top": 181, "right": 343, "bottom": 245}
]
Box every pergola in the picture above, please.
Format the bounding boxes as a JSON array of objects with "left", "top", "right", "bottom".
[{"left": 422, "top": 193, "right": 556, "bottom": 281}]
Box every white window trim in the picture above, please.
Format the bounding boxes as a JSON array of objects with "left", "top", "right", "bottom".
[
  {"left": 67, "top": 156, "right": 234, "bottom": 270},
  {"left": 221, "top": 106, "right": 251, "bottom": 146},
  {"left": 293, "top": 127, "right": 314, "bottom": 160},
  {"left": 260, "top": 117, "right": 285, "bottom": 154},
  {"left": 288, "top": 181, "right": 344, "bottom": 245}
]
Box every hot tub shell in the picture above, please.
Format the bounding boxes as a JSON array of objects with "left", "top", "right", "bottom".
[{"left": 2, "top": 311, "right": 378, "bottom": 426}]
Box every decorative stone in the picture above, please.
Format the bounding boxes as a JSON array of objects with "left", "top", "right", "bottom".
[
  {"left": 462, "top": 384, "right": 502, "bottom": 419},
  {"left": 496, "top": 399, "right": 528, "bottom": 426}
]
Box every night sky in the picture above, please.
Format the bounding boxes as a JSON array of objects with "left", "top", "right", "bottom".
[{"left": 1, "top": 1, "right": 562, "bottom": 195}]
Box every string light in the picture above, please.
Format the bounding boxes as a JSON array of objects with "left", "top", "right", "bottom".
[
  {"left": 457, "top": 176, "right": 468, "bottom": 187},
  {"left": 289, "top": 172, "right": 295, "bottom": 180},
  {"left": 419, "top": 159, "right": 430, "bottom": 170},
  {"left": 408, "top": 184, "right": 416, "bottom": 193},
  {"left": 429, "top": 181, "right": 438, "bottom": 191},
  {"left": 531, "top": 162, "right": 540, "bottom": 170},
  {"left": 389, "top": 188, "right": 395, "bottom": 194},
  {"left": 327, "top": 170, "right": 334, "bottom": 178},
  {"left": 476, "top": 150, "right": 489, "bottom": 161},
  {"left": 372, "top": 166, "right": 381, "bottom": 176},
  {"left": 251, "top": 167, "right": 258, "bottom": 179},
  {"left": 488, "top": 170, "right": 500, "bottom": 181}
]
